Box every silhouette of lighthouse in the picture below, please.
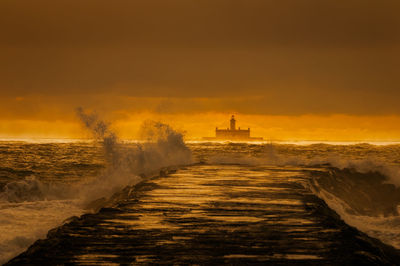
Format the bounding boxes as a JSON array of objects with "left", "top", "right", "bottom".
[
  {"left": 230, "top": 115, "right": 236, "bottom": 131},
  {"left": 203, "top": 115, "right": 263, "bottom": 141}
]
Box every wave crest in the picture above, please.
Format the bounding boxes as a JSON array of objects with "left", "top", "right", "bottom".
[
  {"left": 0, "top": 176, "right": 47, "bottom": 203},
  {"left": 310, "top": 168, "right": 400, "bottom": 217}
]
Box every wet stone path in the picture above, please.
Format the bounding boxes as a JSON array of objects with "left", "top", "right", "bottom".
[{"left": 7, "top": 165, "right": 400, "bottom": 265}]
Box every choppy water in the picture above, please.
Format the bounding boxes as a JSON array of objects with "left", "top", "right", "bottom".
[{"left": 2, "top": 139, "right": 400, "bottom": 263}]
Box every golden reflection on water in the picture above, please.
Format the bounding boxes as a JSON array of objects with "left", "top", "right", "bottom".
[
  {"left": 74, "top": 254, "right": 120, "bottom": 265},
  {"left": 105, "top": 213, "right": 181, "bottom": 230},
  {"left": 102, "top": 165, "right": 316, "bottom": 231},
  {"left": 71, "top": 164, "right": 336, "bottom": 264}
]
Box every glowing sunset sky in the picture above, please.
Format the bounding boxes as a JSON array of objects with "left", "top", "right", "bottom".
[{"left": 0, "top": 0, "right": 399, "bottom": 140}]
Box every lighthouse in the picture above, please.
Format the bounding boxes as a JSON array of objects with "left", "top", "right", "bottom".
[
  {"left": 230, "top": 115, "right": 236, "bottom": 130},
  {"left": 203, "top": 115, "right": 263, "bottom": 141}
]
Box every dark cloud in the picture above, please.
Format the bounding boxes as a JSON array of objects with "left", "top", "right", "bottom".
[{"left": 0, "top": 0, "right": 399, "bottom": 115}]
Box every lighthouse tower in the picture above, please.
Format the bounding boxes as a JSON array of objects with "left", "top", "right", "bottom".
[{"left": 230, "top": 115, "right": 236, "bottom": 130}]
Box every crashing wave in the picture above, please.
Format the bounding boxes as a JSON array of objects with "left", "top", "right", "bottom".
[
  {"left": 1, "top": 109, "right": 192, "bottom": 205},
  {"left": 309, "top": 167, "right": 400, "bottom": 217},
  {"left": 0, "top": 109, "right": 193, "bottom": 264}
]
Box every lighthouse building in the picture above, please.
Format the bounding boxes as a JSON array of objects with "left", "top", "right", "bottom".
[
  {"left": 203, "top": 115, "right": 263, "bottom": 141},
  {"left": 215, "top": 115, "right": 251, "bottom": 140}
]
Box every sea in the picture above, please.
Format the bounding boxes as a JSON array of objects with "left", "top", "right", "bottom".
[{"left": 2, "top": 123, "right": 400, "bottom": 263}]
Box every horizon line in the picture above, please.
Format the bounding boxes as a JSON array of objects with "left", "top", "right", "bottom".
[{"left": 1, "top": 137, "right": 400, "bottom": 145}]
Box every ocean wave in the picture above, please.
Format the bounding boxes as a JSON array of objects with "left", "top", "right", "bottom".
[
  {"left": 0, "top": 199, "right": 82, "bottom": 265},
  {"left": 0, "top": 175, "right": 70, "bottom": 203},
  {"left": 0, "top": 109, "right": 193, "bottom": 263},
  {"left": 207, "top": 143, "right": 400, "bottom": 187},
  {"left": 203, "top": 143, "right": 400, "bottom": 249},
  {"left": 75, "top": 109, "right": 192, "bottom": 204},
  {"left": 309, "top": 168, "right": 400, "bottom": 217},
  {"left": 0, "top": 110, "right": 192, "bottom": 205},
  {"left": 308, "top": 167, "right": 400, "bottom": 249}
]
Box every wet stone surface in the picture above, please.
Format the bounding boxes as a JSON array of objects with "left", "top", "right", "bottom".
[{"left": 6, "top": 165, "right": 400, "bottom": 265}]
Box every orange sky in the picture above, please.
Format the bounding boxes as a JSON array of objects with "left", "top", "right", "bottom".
[
  {"left": 2, "top": 112, "right": 400, "bottom": 142},
  {"left": 0, "top": 1, "right": 399, "bottom": 141}
]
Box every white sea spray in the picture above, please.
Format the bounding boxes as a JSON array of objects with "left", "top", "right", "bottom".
[{"left": 0, "top": 108, "right": 192, "bottom": 264}]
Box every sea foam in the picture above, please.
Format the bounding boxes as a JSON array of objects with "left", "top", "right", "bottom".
[{"left": 0, "top": 108, "right": 192, "bottom": 264}]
